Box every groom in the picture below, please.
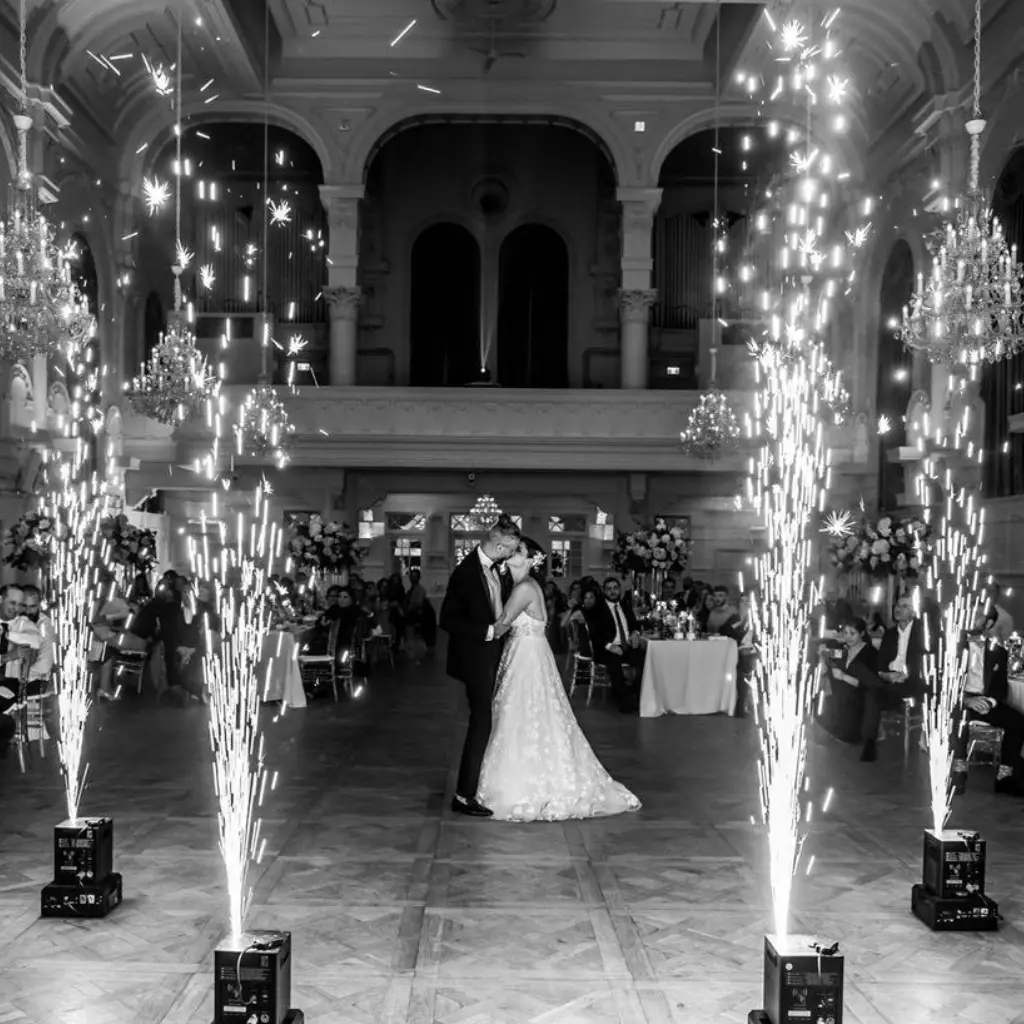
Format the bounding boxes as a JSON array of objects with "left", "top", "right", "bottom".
[{"left": 440, "top": 514, "right": 522, "bottom": 817}]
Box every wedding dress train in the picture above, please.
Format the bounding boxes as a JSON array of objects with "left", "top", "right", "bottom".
[{"left": 477, "top": 611, "right": 641, "bottom": 822}]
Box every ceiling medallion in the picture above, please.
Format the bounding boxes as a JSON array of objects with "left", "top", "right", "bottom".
[{"left": 430, "top": 0, "right": 557, "bottom": 24}]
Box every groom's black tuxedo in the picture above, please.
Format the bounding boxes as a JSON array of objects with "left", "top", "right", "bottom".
[{"left": 440, "top": 549, "right": 513, "bottom": 800}]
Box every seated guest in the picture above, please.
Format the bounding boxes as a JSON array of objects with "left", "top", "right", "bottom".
[
  {"left": 678, "top": 576, "right": 701, "bottom": 611},
  {"left": 21, "top": 585, "right": 54, "bottom": 696},
  {"left": 582, "top": 577, "right": 643, "bottom": 713},
  {"left": 867, "top": 612, "right": 886, "bottom": 646},
  {"left": 877, "top": 596, "right": 929, "bottom": 690},
  {"left": 177, "top": 580, "right": 222, "bottom": 702},
  {"left": 0, "top": 585, "right": 43, "bottom": 758},
  {"left": 952, "top": 611, "right": 1024, "bottom": 796},
  {"left": 696, "top": 590, "right": 715, "bottom": 633},
  {"left": 706, "top": 585, "right": 741, "bottom": 637},
  {"left": 982, "top": 583, "right": 1015, "bottom": 645}
]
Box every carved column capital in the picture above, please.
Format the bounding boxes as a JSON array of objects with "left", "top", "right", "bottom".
[
  {"left": 319, "top": 184, "right": 364, "bottom": 234},
  {"left": 619, "top": 288, "right": 657, "bottom": 324},
  {"left": 617, "top": 187, "right": 663, "bottom": 232},
  {"left": 325, "top": 285, "right": 362, "bottom": 322}
]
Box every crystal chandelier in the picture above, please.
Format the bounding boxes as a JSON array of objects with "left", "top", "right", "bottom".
[
  {"left": 123, "top": 14, "right": 218, "bottom": 424},
  {"left": 0, "top": 0, "right": 92, "bottom": 364},
  {"left": 235, "top": 385, "right": 293, "bottom": 465},
  {"left": 899, "top": 0, "right": 1024, "bottom": 366},
  {"left": 471, "top": 493, "right": 502, "bottom": 527}
]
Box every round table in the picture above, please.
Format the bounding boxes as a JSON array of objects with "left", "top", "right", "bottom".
[
  {"left": 639, "top": 637, "right": 738, "bottom": 718},
  {"left": 259, "top": 630, "right": 306, "bottom": 708}
]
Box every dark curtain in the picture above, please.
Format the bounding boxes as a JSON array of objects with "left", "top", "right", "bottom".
[
  {"left": 409, "top": 224, "right": 480, "bottom": 386},
  {"left": 983, "top": 150, "right": 1024, "bottom": 496},
  {"left": 144, "top": 292, "right": 164, "bottom": 358},
  {"left": 496, "top": 224, "right": 569, "bottom": 388},
  {"left": 876, "top": 240, "right": 914, "bottom": 509}
]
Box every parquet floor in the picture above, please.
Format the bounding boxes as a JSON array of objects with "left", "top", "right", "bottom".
[{"left": 2, "top": 652, "right": 1024, "bottom": 1024}]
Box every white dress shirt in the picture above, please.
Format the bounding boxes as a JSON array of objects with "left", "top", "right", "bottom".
[
  {"left": 477, "top": 546, "right": 503, "bottom": 641},
  {"left": 607, "top": 599, "right": 629, "bottom": 649},
  {"left": 889, "top": 622, "right": 913, "bottom": 675},
  {"left": 28, "top": 614, "right": 54, "bottom": 682}
]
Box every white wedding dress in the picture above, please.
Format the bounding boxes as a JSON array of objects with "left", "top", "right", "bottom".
[{"left": 476, "top": 610, "right": 641, "bottom": 822}]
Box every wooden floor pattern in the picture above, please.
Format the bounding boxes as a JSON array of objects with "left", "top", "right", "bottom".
[{"left": 2, "top": 653, "right": 1024, "bottom": 1024}]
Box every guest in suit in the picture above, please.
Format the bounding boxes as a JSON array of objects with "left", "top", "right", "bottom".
[
  {"left": 952, "top": 611, "right": 1024, "bottom": 796},
  {"left": 583, "top": 576, "right": 643, "bottom": 713},
  {"left": 678, "top": 577, "right": 701, "bottom": 612},
  {"left": 865, "top": 597, "right": 930, "bottom": 761},
  {"left": 440, "top": 515, "right": 521, "bottom": 817}
]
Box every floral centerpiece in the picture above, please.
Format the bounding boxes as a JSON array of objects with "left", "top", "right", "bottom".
[
  {"left": 612, "top": 517, "right": 691, "bottom": 577},
  {"left": 3, "top": 510, "right": 58, "bottom": 570},
  {"left": 100, "top": 514, "right": 158, "bottom": 573},
  {"left": 828, "top": 514, "right": 931, "bottom": 578},
  {"left": 287, "top": 515, "right": 363, "bottom": 575}
]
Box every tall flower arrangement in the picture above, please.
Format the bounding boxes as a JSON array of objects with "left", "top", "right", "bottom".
[
  {"left": 287, "top": 515, "right": 363, "bottom": 574},
  {"left": 828, "top": 514, "right": 931, "bottom": 578},
  {"left": 3, "top": 510, "right": 58, "bottom": 570},
  {"left": 100, "top": 514, "right": 158, "bottom": 573},
  {"left": 612, "top": 518, "right": 691, "bottom": 576}
]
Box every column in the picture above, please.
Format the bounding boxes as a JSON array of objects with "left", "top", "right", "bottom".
[
  {"left": 319, "top": 184, "right": 365, "bottom": 385},
  {"left": 616, "top": 187, "right": 662, "bottom": 389}
]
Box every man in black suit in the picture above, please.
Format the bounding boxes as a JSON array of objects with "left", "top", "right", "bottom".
[
  {"left": 583, "top": 576, "right": 643, "bottom": 713},
  {"left": 864, "top": 595, "right": 930, "bottom": 761},
  {"left": 439, "top": 515, "right": 521, "bottom": 817},
  {"left": 952, "top": 612, "right": 1024, "bottom": 796}
]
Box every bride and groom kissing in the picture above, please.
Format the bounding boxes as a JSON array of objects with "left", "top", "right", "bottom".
[{"left": 439, "top": 514, "right": 639, "bottom": 822}]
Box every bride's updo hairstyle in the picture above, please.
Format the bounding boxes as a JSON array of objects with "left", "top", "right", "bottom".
[{"left": 520, "top": 536, "right": 547, "bottom": 580}]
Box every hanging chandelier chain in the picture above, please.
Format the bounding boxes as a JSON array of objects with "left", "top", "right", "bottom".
[
  {"left": 973, "top": 0, "right": 982, "bottom": 119},
  {"left": 262, "top": 0, "right": 270, "bottom": 310},
  {"left": 711, "top": 0, "right": 722, "bottom": 349},
  {"left": 18, "top": 0, "right": 27, "bottom": 112},
  {"left": 175, "top": 2, "right": 183, "bottom": 258}
]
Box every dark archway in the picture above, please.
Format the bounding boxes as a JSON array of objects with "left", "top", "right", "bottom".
[
  {"left": 144, "top": 292, "right": 164, "bottom": 358},
  {"left": 496, "top": 224, "right": 569, "bottom": 388},
  {"left": 876, "top": 240, "right": 914, "bottom": 509},
  {"left": 984, "top": 150, "right": 1024, "bottom": 497},
  {"left": 410, "top": 224, "right": 480, "bottom": 386}
]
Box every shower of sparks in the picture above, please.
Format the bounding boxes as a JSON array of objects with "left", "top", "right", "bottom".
[
  {"left": 390, "top": 18, "right": 417, "bottom": 46},
  {"left": 143, "top": 176, "right": 170, "bottom": 215},
  {"left": 826, "top": 75, "right": 849, "bottom": 103},
  {"left": 820, "top": 510, "right": 855, "bottom": 538},
  {"left": 287, "top": 334, "right": 308, "bottom": 356},
  {"left": 740, "top": 6, "right": 870, "bottom": 940},
  {"left": 145, "top": 58, "right": 173, "bottom": 97},
  {"left": 912, "top": 426, "right": 986, "bottom": 832},
  {"left": 747, "top": 345, "right": 831, "bottom": 939},
  {"left": 200, "top": 485, "right": 281, "bottom": 939},
  {"left": 199, "top": 264, "right": 215, "bottom": 290},
  {"left": 175, "top": 242, "right": 194, "bottom": 270},
  {"left": 46, "top": 493, "right": 107, "bottom": 822},
  {"left": 877, "top": 414, "right": 892, "bottom": 435},
  {"left": 845, "top": 225, "right": 871, "bottom": 249},
  {"left": 268, "top": 199, "right": 292, "bottom": 226}
]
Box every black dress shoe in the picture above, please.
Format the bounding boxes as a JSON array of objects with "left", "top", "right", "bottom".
[
  {"left": 451, "top": 797, "right": 493, "bottom": 817},
  {"left": 860, "top": 739, "right": 877, "bottom": 762}
]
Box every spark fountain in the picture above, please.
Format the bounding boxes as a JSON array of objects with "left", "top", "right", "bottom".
[
  {"left": 906, "top": 384, "right": 999, "bottom": 932},
  {"left": 738, "top": 5, "right": 874, "bottom": 1020},
  {"left": 201, "top": 487, "right": 300, "bottom": 1022},
  {"left": 40, "top": 492, "right": 124, "bottom": 918}
]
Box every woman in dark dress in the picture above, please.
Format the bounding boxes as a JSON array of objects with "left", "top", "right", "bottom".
[{"left": 818, "top": 618, "right": 882, "bottom": 744}]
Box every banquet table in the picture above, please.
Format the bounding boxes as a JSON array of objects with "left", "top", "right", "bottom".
[
  {"left": 259, "top": 630, "right": 306, "bottom": 708},
  {"left": 639, "top": 636, "right": 738, "bottom": 718},
  {"left": 1009, "top": 676, "right": 1024, "bottom": 716}
]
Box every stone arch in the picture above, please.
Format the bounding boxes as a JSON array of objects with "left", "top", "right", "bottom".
[
  {"left": 117, "top": 100, "right": 334, "bottom": 195},
  {"left": 351, "top": 107, "right": 630, "bottom": 187},
  {"left": 651, "top": 101, "right": 867, "bottom": 187}
]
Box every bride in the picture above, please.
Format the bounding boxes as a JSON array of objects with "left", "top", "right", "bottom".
[{"left": 476, "top": 536, "right": 641, "bottom": 822}]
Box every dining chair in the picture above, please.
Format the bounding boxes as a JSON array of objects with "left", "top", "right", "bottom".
[
  {"left": 298, "top": 621, "right": 342, "bottom": 701},
  {"left": 567, "top": 619, "right": 611, "bottom": 705},
  {"left": 879, "top": 697, "right": 925, "bottom": 767}
]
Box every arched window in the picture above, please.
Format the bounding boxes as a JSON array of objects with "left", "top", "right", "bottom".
[
  {"left": 875, "top": 240, "right": 914, "bottom": 508},
  {"left": 496, "top": 224, "right": 569, "bottom": 388},
  {"left": 409, "top": 223, "right": 481, "bottom": 386}
]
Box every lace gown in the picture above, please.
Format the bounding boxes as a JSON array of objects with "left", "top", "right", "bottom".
[{"left": 477, "top": 610, "right": 641, "bottom": 822}]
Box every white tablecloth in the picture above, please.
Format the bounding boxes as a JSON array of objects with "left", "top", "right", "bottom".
[
  {"left": 1008, "top": 676, "right": 1024, "bottom": 716},
  {"left": 640, "top": 637, "right": 738, "bottom": 718},
  {"left": 259, "top": 631, "right": 306, "bottom": 708}
]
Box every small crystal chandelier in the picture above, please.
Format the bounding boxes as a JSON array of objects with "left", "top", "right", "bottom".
[
  {"left": 124, "top": 269, "right": 219, "bottom": 424},
  {"left": 471, "top": 493, "right": 502, "bottom": 527},
  {"left": 124, "top": 14, "right": 218, "bottom": 424},
  {"left": 235, "top": 385, "right": 293, "bottom": 466},
  {"left": 899, "top": 0, "right": 1024, "bottom": 366},
  {"left": 0, "top": 0, "right": 92, "bottom": 364},
  {"left": 680, "top": 348, "right": 741, "bottom": 460}
]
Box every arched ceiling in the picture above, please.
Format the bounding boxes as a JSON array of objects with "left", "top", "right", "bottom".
[{"left": 3, "top": 0, "right": 1016, "bottom": 182}]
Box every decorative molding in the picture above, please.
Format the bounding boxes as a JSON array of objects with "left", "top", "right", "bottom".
[
  {"left": 318, "top": 184, "right": 363, "bottom": 237},
  {"left": 324, "top": 285, "right": 363, "bottom": 321},
  {"left": 619, "top": 288, "right": 658, "bottom": 324}
]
